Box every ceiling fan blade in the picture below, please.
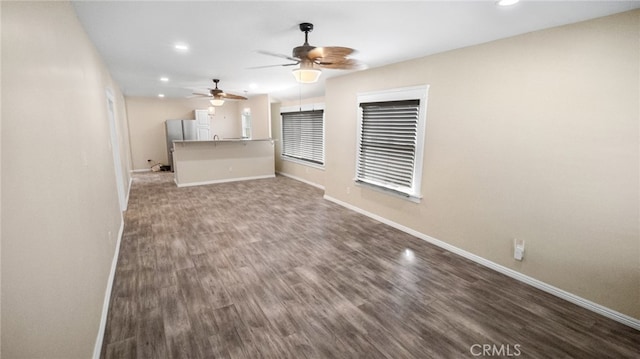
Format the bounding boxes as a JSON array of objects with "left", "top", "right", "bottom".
[
  {"left": 315, "top": 58, "right": 364, "bottom": 70},
  {"left": 308, "top": 46, "right": 363, "bottom": 69},
  {"left": 247, "top": 62, "right": 299, "bottom": 69},
  {"left": 307, "top": 46, "right": 356, "bottom": 61},
  {"left": 221, "top": 93, "right": 248, "bottom": 100},
  {"left": 258, "top": 50, "right": 300, "bottom": 63},
  {"left": 192, "top": 92, "right": 212, "bottom": 97}
]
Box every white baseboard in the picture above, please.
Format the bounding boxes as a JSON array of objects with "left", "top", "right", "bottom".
[
  {"left": 323, "top": 194, "right": 640, "bottom": 331},
  {"left": 131, "top": 168, "right": 151, "bottom": 173},
  {"left": 276, "top": 171, "right": 325, "bottom": 190},
  {"left": 93, "top": 217, "right": 126, "bottom": 359},
  {"left": 175, "top": 174, "right": 276, "bottom": 188}
]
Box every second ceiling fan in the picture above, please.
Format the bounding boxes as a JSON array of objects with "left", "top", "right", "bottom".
[
  {"left": 258, "top": 22, "right": 363, "bottom": 83},
  {"left": 192, "top": 79, "right": 247, "bottom": 106}
]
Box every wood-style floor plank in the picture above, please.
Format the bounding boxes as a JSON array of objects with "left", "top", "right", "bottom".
[
  {"left": 105, "top": 337, "right": 136, "bottom": 359},
  {"left": 100, "top": 173, "right": 640, "bottom": 359}
]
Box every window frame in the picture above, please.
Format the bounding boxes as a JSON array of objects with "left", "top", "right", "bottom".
[
  {"left": 355, "top": 85, "right": 429, "bottom": 202},
  {"left": 280, "top": 103, "right": 325, "bottom": 168}
]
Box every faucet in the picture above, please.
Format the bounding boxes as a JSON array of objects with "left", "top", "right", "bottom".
[{"left": 213, "top": 134, "right": 219, "bottom": 141}]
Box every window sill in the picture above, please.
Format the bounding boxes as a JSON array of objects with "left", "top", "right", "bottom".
[
  {"left": 355, "top": 180, "right": 422, "bottom": 203},
  {"left": 281, "top": 156, "right": 325, "bottom": 171}
]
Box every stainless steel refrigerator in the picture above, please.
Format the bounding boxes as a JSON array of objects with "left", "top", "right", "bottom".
[{"left": 165, "top": 119, "right": 196, "bottom": 171}]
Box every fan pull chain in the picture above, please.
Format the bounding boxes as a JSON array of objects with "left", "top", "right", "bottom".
[{"left": 299, "top": 82, "right": 302, "bottom": 112}]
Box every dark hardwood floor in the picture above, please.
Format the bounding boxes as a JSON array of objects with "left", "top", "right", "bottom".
[{"left": 101, "top": 172, "right": 639, "bottom": 358}]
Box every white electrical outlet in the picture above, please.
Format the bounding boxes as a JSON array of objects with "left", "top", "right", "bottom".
[{"left": 514, "top": 238, "right": 525, "bottom": 261}]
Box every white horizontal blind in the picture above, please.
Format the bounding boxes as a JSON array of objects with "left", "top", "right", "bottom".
[
  {"left": 281, "top": 110, "right": 324, "bottom": 165},
  {"left": 357, "top": 100, "right": 420, "bottom": 195}
]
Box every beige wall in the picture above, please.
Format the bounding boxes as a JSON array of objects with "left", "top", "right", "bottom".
[
  {"left": 324, "top": 11, "right": 639, "bottom": 319},
  {"left": 1, "top": 1, "right": 132, "bottom": 358},
  {"left": 211, "top": 102, "right": 242, "bottom": 140},
  {"left": 126, "top": 95, "right": 273, "bottom": 171},
  {"left": 271, "top": 97, "right": 326, "bottom": 188}
]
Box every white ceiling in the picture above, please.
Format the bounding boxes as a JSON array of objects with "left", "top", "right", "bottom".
[{"left": 72, "top": 1, "right": 640, "bottom": 102}]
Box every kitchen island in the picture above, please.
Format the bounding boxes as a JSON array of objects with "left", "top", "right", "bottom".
[{"left": 172, "top": 139, "right": 275, "bottom": 187}]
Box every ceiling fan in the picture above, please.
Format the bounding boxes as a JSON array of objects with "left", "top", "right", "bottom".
[
  {"left": 257, "top": 22, "right": 363, "bottom": 83},
  {"left": 192, "top": 79, "right": 247, "bottom": 106}
]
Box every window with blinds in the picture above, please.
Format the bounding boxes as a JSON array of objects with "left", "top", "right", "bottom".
[
  {"left": 281, "top": 110, "right": 324, "bottom": 166},
  {"left": 356, "top": 86, "right": 428, "bottom": 200}
]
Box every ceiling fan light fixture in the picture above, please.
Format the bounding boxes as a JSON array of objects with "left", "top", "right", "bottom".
[
  {"left": 210, "top": 98, "right": 225, "bottom": 106},
  {"left": 292, "top": 67, "right": 321, "bottom": 83}
]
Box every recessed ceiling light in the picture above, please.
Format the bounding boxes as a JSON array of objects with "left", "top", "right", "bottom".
[
  {"left": 496, "top": 0, "right": 520, "bottom": 6},
  {"left": 158, "top": 94, "right": 165, "bottom": 98},
  {"left": 174, "top": 43, "right": 189, "bottom": 52},
  {"left": 160, "top": 77, "right": 169, "bottom": 82},
  {"left": 249, "top": 83, "right": 258, "bottom": 90}
]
